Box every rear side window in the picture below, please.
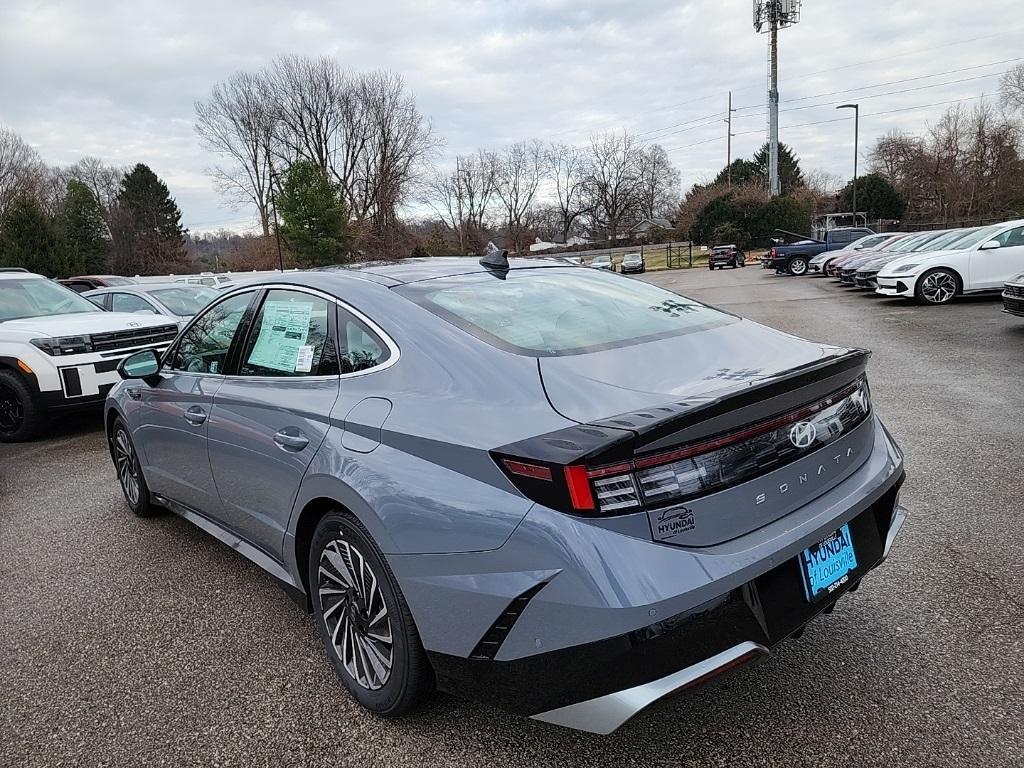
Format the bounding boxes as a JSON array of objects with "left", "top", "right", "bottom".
[
  {"left": 338, "top": 307, "right": 390, "bottom": 373},
  {"left": 395, "top": 268, "right": 736, "bottom": 357},
  {"left": 239, "top": 290, "right": 338, "bottom": 377}
]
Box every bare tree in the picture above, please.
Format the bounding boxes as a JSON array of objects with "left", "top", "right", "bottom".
[
  {"left": 544, "top": 142, "right": 591, "bottom": 244},
  {"left": 355, "top": 71, "right": 441, "bottom": 247},
  {"left": 0, "top": 127, "right": 45, "bottom": 216},
  {"left": 426, "top": 150, "right": 497, "bottom": 253},
  {"left": 494, "top": 140, "right": 543, "bottom": 253},
  {"left": 636, "top": 143, "right": 681, "bottom": 221},
  {"left": 63, "top": 157, "right": 124, "bottom": 212},
  {"left": 585, "top": 130, "right": 644, "bottom": 242},
  {"left": 1000, "top": 63, "right": 1024, "bottom": 115},
  {"left": 195, "top": 71, "right": 276, "bottom": 235}
]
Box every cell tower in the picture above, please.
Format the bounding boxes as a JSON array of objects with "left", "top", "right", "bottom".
[{"left": 753, "top": 1, "right": 801, "bottom": 197}]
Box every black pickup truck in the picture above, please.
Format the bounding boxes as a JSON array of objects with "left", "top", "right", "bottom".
[{"left": 762, "top": 227, "right": 875, "bottom": 275}]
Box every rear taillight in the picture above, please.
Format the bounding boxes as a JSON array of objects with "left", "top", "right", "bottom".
[
  {"left": 770, "top": 247, "right": 777, "bottom": 257},
  {"left": 495, "top": 378, "right": 871, "bottom": 517}
]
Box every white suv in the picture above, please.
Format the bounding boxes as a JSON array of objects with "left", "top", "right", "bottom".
[{"left": 0, "top": 272, "right": 179, "bottom": 441}]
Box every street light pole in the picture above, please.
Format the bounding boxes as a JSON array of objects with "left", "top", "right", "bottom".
[{"left": 837, "top": 103, "right": 859, "bottom": 223}]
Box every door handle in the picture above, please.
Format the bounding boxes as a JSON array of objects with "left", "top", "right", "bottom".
[
  {"left": 126, "top": 387, "right": 141, "bottom": 401},
  {"left": 273, "top": 428, "right": 309, "bottom": 451},
  {"left": 183, "top": 406, "right": 207, "bottom": 426}
]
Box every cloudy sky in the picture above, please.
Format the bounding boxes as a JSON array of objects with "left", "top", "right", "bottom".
[{"left": 1, "top": 0, "right": 1021, "bottom": 232}]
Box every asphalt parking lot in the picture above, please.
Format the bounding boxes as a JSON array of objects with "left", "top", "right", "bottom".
[{"left": 2, "top": 266, "right": 1022, "bottom": 768}]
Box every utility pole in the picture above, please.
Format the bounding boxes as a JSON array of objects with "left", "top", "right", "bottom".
[
  {"left": 754, "top": 1, "right": 800, "bottom": 197},
  {"left": 768, "top": 10, "right": 780, "bottom": 196},
  {"left": 837, "top": 103, "right": 860, "bottom": 222},
  {"left": 725, "top": 91, "right": 736, "bottom": 187},
  {"left": 268, "top": 174, "right": 285, "bottom": 272}
]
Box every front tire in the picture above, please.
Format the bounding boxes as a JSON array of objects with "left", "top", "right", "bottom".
[
  {"left": 0, "top": 371, "right": 46, "bottom": 443},
  {"left": 310, "top": 511, "right": 434, "bottom": 717},
  {"left": 111, "top": 417, "right": 154, "bottom": 517},
  {"left": 915, "top": 268, "right": 959, "bottom": 305},
  {"left": 788, "top": 257, "right": 809, "bottom": 276}
]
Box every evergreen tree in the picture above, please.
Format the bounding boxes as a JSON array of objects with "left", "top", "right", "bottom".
[
  {"left": 712, "top": 159, "right": 761, "bottom": 187},
  {"left": 752, "top": 142, "right": 805, "bottom": 195},
  {"left": 110, "top": 164, "right": 189, "bottom": 275},
  {"left": 60, "top": 180, "right": 110, "bottom": 274},
  {"left": 0, "top": 196, "right": 66, "bottom": 277},
  {"left": 838, "top": 173, "right": 905, "bottom": 220},
  {"left": 277, "top": 161, "right": 352, "bottom": 267}
]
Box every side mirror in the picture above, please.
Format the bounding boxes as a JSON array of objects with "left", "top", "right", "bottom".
[
  {"left": 118, "top": 349, "right": 160, "bottom": 383},
  {"left": 980, "top": 240, "right": 1001, "bottom": 250}
]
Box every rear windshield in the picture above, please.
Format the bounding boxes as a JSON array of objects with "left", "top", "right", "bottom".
[{"left": 395, "top": 268, "right": 736, "bottom": 356}]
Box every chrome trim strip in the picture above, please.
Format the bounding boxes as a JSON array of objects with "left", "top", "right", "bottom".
[
  {"left": 883, "top": 503, "right": 908, "bottom": 558},
  {"left": 530, "top": 641, "right": 768, "bottom": 734}
]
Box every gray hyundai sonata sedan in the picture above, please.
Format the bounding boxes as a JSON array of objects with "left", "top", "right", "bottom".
[{"left": 105, "top": 255, "right": 907, "bottom": 734}]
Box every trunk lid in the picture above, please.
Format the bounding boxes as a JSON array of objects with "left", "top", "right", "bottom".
[{"left": 537, "top": 321, "right": 875, "bottom": 546}]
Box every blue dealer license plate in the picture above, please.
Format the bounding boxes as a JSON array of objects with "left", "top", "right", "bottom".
[{"left": 799, "top": 523, "right": 858, "bottom": 602}]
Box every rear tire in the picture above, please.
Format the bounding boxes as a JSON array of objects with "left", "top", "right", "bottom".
[
  {"left": 0, "top": 370, "right": 46, "bottom": 443},
  {"left": 915, "top": 268, "right": 960, "bottom": 305},
  {"left": 111, "top": 417, "right": 154, "bottom": 517},
  {"left": 788, "top": 257, "right": 809, "bottom": 276},
  {"left": 310, "top": 510, "right": 434, "bottom": 717}
]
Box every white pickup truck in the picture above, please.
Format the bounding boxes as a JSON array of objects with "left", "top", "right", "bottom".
[{"left": 0, "top": 272, "right": 180, "bottom": 441}]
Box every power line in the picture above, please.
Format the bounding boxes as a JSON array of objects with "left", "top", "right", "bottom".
[
  {"left": 546, "top": 31, "right": 1020, "bottom": 141},
  {"left": 661, "top": 92, "right": 993, "bottom": 155},
  {"left": 638, "top": 58, "right": 1019, "bottom": 143},
  {"left": 732, "top": 57, "right": 1022, "bottom": 114}
]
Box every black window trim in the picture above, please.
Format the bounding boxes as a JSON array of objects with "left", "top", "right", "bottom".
[{"left": 160, "top": 288, "right": 261, "bottom": 375}]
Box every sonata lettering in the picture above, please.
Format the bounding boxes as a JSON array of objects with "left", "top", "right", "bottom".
[{"left": 754, "top": 447, "right": 857, "bottom": 507}]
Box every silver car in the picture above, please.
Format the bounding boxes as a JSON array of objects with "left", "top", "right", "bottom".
[
  {"left": 84, "top": 283, "right": 219, "bottom": 325},
  {"left": 106, "top": 256, "right": 907, "bottom": 734}
]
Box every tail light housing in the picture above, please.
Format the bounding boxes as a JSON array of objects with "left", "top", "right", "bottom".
[{"left": 494, "top": 378, "right": 871, "bottom": 517}]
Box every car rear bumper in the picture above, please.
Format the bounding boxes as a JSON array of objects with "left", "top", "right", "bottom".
[{"left": 400, "top": 417, "right": 906, "bottom": 732}]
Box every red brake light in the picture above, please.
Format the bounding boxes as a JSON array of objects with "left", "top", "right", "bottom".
[
  {"left": 564, "top": 465, "right": 596, "bottom": 511},
  {"left": 502, "top": 459, "right": 553, "bottom": 481}
]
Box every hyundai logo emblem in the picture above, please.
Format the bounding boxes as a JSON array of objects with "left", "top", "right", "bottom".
[
  {"left": 127, "top": 321, "right": 141, "bottom": 328},
  {"left": 789, "top": 421, "right": 817, "bottom": 448}
]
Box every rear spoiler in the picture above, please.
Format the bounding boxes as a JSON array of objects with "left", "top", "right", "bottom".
[
  {"left": 494, "top": 349, "right": 871, "bottom": 469},
  {"left": 589, "top": 348, "right": 870, "bottom": 452}
]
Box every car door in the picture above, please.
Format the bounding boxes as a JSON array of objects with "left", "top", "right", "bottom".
[
  {"left": 970, "top": 225, "right": 1024, "bottom": 289},
  {"left": 132, "top": 290, "right": 257, "bottom": 516},
  {"left": 206, "top": 288, "right": 341, "bottom": 556}
]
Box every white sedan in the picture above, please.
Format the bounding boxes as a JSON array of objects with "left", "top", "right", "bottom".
[{"left": 875, "top": 220, "right": 1024, "bottom": 305}]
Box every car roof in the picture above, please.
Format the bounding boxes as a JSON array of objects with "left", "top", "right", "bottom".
[
  {"left": 230, "top": 256, "right": 573, "bottom": 289},
  {"left": 0, "top": 271, "right": 46, "bottom": 281},
  {"left": 85, "top": 282, "right": 193, "bottom": 294}
]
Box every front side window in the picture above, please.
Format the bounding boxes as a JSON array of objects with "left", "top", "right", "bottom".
[
  {"left": 111, "top": 293, "right": 157, "bottom": 314},
  {"left": 396, "top": 267, "right": 736, "bottom": 357},
  {"left": 167, "top": 291, "right": 254, "bottom": 374},
  {"left": 994, "top": 226, "right": 1024, "bottom": 248},
  {"left": 0, "top": 278, "right": 102, "bottom": 322},
  {"left": 239, "top": 290, "right": 338, "bottom": 377}
]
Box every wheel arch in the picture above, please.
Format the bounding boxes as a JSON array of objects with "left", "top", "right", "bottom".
[{"left": 288, "top": 477, "right": 401, "bottom": 612}]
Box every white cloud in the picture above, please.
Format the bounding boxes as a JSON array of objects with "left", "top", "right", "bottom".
[{"left": 0, "top": 0, "right": 1020, "bottom": 230}]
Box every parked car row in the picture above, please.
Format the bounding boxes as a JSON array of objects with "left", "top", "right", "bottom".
[
  {"left": 0, "top": 273, "right": 222, "bottom": 441},
  {"left": 775, "top": 220, "right": 1024, "bottom": 309},
  {"left": 588, "top": 252, "right": 647, "bottom": 273}
]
